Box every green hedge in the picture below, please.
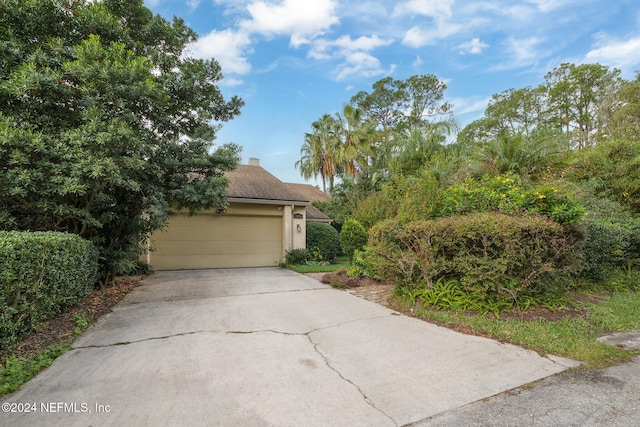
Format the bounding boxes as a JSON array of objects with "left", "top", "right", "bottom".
[
  {"left": 306, "top": 222, "right": 340, "bottom": 263},
  {"left": 0, "top": 231, "right": 99, "bottom": 347},
  {"left": 366, "top": 212, "right": 584, "bottom": 307}
]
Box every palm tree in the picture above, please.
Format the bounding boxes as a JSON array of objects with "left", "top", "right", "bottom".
[
  {"left": 335, "top": 104, "right": 377, "bottom": 178},
  {"left": 469, "top": 127, "right": 571, "bottom": 180},
  {"left": 387, "top": 118, "right": 458, "bottom": 175},
  {"left": 296, "top": 114, "right": 340, "bottom": 192}
]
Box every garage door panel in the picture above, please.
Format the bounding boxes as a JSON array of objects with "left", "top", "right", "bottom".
[{"left": 150, "top": 211, "right": 283, "bottom": 270}]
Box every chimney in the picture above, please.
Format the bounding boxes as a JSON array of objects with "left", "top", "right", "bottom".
[{"left": 248, "top": 157, "right": 260, "bottom": 166}]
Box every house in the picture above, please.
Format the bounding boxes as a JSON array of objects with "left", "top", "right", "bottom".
[
  {"left": 145, "top": 158, "right": 310, "bottom": 270},
  {"left": 285, "top": 183, "right": 332, "bottom": 224}
]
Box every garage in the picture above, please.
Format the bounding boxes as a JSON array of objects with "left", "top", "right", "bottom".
[
  {"left": 148, "top": 205, "right": 284, "bottom": 270},
  {"left": 145, "top": 159, "right": 310, "bottom": 270}
]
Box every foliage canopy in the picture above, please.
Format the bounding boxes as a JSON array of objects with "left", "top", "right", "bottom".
[{"left": 0, "top": 0, "right": 243, "bottom": 281}]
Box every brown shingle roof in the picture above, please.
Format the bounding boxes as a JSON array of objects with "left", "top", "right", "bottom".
[
  {"left": 305, "top": 204, "right": 331, "bottom": 222},
  {"left": 285, "top": 183, "right": 331, "bottom": 203},
  {"left": 225, "top": 165, "right": 308, "bottom": 203},
  {"left": 284, "top": 183, "right": 331, "bottom": 222}
]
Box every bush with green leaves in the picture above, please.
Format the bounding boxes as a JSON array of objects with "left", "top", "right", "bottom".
[
  {"left": 582, "top": 217, "right": 640, "bottom": 280},
  {"left": 346, "top": 248, "right": 377, "bottom": 279},
  {"left": 306, "top": 222, "right": 341, "bottom": 263},
  {"left": 365, "top": 212, "right": 584, "bottom": 309},
  {"left": 352, "top": 190, "right": 397, "bottom": 230},
  {"left": 284, "top": 248, "right": 312, "bottom": 265},
  {"left": 340, "top": 218, "right": 368, "bottom": 262},
  {"left": 0, "top": 231, "right": 99, "bottom": 348},
  {"left": 440, "top": 174, "right": 585, "bottom": 225}
]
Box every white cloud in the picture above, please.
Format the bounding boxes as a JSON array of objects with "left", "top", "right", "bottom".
[
  {"left": 256, "top": 61, "right": 279, "bottom": 74},
  {"left": 490, "top": 36, "right": 542, "bottom": 70},
  {"left": 412, "top": 55, "right": 424, "bottom": 69},
  {"left": 449, "top": 96, "right": 492, "bottom": 116},
  {"left": 187, "top": 0, "right": 200, "bottom": 11},
  {"left": 310, "top": 35, "right": 393, "bottom": 59},
  {"left": 402, "top": 21, "right": 461, "bottom": 47},
  {"left": 220, "top": 78, "right": 245, "bottom": 87},
  {"left": 242, "top": 0, "right": 339, "bottom": 47},
  {"left": 507, "top": 36, "right": 541, "bottom": 64},
  {"left": 308, "top": 34, "right": 394, "bottom": 80},
  {"left": 395, "top": 0, "right": 462, "bottom": 47},
  {"left": 524, "top": 0, "right": 581, "bottom": 13},
  {"left": 393, "top": 0, "right": 454, "bottom": 20},
  {"left": 458, "top": 38, "right": 489, "bottom": 54},
  {"left": 189, "top": 29, "right": 253, "bottom": 75},
  {"left": 336, "top": 51, "right": 395, "bottom": 80},
  {"left": 584, "top": 33, "right": 640, "bottom": 75}
]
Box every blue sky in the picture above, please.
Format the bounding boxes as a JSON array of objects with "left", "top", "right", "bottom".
[{"left": 144, "top": 0, "right": 640, "bottom": 186}]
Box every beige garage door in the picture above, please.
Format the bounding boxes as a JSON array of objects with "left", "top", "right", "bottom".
[{"left": 149, "top": 212, "right": 283, "bottom": 270}]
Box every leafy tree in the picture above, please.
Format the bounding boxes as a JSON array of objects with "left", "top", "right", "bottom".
[
  {"left": 350, "top": 77, "right": 407, "bottom": 141},
  {"left": 0, "top": 0, "right": 243, "bottom": 282},
  {"left": 544, "top": 63, "right": 621, "bottom": 148},
  {"left": 405, "top": 74, "right": 452, "bottom": 129},
  {"left": 608, "top": 74, "right": 640, "bottom": 141},
  {"left": 351, "top": 74, "right": 451, "bottom": 134},
  {"left": 483, "top": 86, "right": 549, "bottom": 138}
]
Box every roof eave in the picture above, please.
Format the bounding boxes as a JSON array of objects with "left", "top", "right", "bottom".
[{"left": 228, "top": 197, "right": 310, "bottom": 206}]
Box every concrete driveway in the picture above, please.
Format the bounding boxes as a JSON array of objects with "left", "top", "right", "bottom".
[{"left": 1, "top": 268, "right": 578, "bottom": 426}]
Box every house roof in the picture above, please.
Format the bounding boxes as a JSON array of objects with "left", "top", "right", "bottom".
[
  {"left": 304, "top": 204, "right": 331, "bottom": 222},
  {"left": 284, "top": 183, "right": 331, "bottom": 222},
  {"left": 285, "top": 183, "right": 331, "bottom": 203},
  {"left": 225, "top": 165, "right": 308, "bottom": 204},
  {"left": 224, "top": 163, "right": 331, "bottom": 222}
]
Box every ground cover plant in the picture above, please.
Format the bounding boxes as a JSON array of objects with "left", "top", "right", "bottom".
[{"left": 0, "top": 276, "right": 141, "bottom": 397}]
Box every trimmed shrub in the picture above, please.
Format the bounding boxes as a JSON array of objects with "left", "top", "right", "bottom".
[
  {"left": 340, "top": 218, "right": 368, "bottom": 262},
  {"left": 366, "top": 212, "right": 584, "bottom": 308},
  {"left": 284, "top": 248, "right": 312, "bottom": 265},
  {"left": 306, "top": 222, "right": 341, "bottom": 263},
  {"left": 0, "top": 231, "right": 99, "bottom": 347}
]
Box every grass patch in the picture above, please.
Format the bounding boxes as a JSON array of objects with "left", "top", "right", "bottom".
[
  {"left": 0, "top": 276, "right": 141, "bottom": 397},
  {"left": 407, "top": 290, "right": 640, "bottom": 368},
  {"left": 284, "top": 256, "right": 349, "bottom": 274},
  {"left": 0, "top": 313, "right": 91, "bottom": 396},
  {"left": 0, "top": 341, "right": 72, "bottom": 396}
]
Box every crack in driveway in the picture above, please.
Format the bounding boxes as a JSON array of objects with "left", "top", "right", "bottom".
[
  {"left": 72, "top": 313, "right": 398, "bottom": 424},
  {"left": 304, "top": 332, "right": 399, "bottom": 426}
]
